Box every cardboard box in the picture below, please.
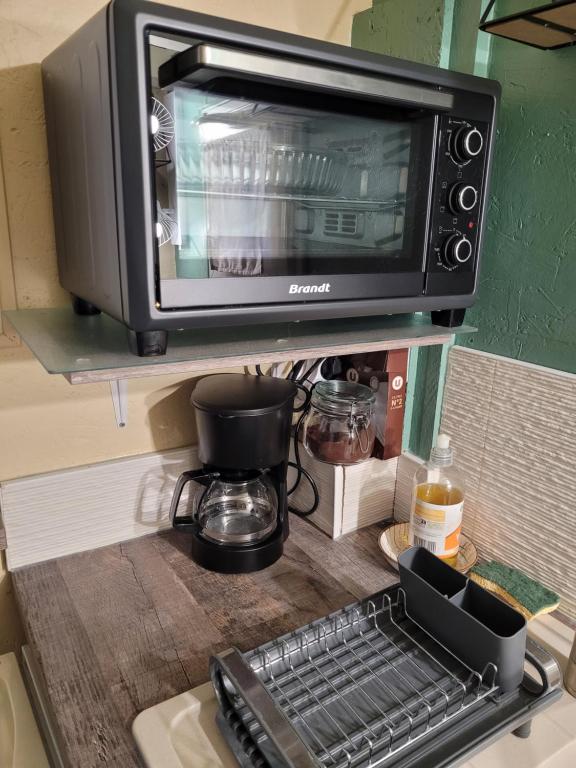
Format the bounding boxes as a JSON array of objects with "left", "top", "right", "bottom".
[{"left": 289, "top": 446, "right": 397, "bottom": 538}]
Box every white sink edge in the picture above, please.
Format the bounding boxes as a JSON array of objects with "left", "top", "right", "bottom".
[
  {"left": 0, "top": 652, "right": 50, "bottom": 768},
  {"left": 539, "top": 740, "right": 576, "bottom": 768},
  {"left": 0, "top": 675, "right": 16, "bottom": 767}
]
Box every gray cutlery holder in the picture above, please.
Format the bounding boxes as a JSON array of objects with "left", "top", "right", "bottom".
[{"left": 398, "top": 547, "right": 527, "bottom": 692}]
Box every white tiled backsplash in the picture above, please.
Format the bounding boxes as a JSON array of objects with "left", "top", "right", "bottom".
[
  {"left": 396, "top": 346, "right": 576, "bottom": 623},
  {"left": 0, "top": 446, "right": 199, "bottom": 569},
  {"left": 0, "top": 442, "right": 396, "bottom": 569}
]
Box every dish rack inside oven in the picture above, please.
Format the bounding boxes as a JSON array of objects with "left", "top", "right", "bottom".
[
  {"left": 211, "top": 587, "right": 502, "bottom": 768},
  {"left": 199, "top": 141, "right": 348, "bottom": 196}
]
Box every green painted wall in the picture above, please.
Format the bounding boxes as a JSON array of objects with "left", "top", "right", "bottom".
[
  {"left": 353, "top": 0, "right": 451, "bottom": 458},
  {"left": 447, "top": 0, "right": 484, "bottom": 74},
  {"left": 352, "top": 0, "right": 446, "bottom": 65},
  {"left": 461, "top": 1, "right": 576, "bottom": 374}
]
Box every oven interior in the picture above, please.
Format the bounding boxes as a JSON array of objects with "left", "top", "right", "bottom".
[{"left": 149, "top": 38, "right": 434, "bottom": 283}]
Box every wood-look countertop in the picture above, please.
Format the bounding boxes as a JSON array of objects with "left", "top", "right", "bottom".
[{"left": 12, "top": 516, "right": 398, "bottom": 768}]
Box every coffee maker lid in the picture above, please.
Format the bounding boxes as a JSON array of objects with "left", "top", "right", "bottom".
[{"left": 191, "top": 374, "right": 298, "bottom": 416}]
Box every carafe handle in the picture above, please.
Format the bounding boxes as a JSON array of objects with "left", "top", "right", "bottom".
[{"left": 170, "top": 469, "right": 220, "bottom": 533}]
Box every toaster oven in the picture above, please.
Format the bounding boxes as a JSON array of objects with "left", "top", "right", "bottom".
[{"left": 42, "top": 0, "right": 500, "bottom": 355}]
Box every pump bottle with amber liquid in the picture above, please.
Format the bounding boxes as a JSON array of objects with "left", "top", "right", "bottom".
[{"left": 409, "top": 434, "right": 464, "bottom": 566}]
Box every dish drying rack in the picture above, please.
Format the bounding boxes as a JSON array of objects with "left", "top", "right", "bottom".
[{"left": 211, "top": 587, "right": 502, "bottom": 768}]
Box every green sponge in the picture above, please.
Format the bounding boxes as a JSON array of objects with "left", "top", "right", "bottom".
[{"left": 470, "top": 561, "right": 560, "bottom": 621}]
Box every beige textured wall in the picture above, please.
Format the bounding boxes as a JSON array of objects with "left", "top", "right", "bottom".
[
  {"left": 441, "top": 346, "right": 576, "bottom": 623},
  {"left": 0, "top": 0, "right": 368, "bottom": 652},
  {"left": 0, "top": 0, "right": 368, "bottom": 68}
]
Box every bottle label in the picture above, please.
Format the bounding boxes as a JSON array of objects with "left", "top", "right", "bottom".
[{"left": 410, "top": 499, "right": 463, "bottom": 558}]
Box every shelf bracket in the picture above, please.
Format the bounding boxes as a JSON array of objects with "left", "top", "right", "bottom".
[{"left": 110, "top": 380, "right": 128, "bottom": 428}]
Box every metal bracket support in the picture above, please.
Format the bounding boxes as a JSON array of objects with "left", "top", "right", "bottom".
[{"left": 110, "top": 380, "right": 128, "bottom": 428}]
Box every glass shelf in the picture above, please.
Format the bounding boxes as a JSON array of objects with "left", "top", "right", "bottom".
[{"left": 3, "top": 308, "right": 475, "bottom": 385}]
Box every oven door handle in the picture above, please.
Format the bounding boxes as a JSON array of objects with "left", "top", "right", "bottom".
[{"left": 159, "top": 43, "right": 454, "bottom": 111}]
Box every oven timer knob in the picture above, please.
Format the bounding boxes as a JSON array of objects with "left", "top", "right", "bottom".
[
  {"left": 441, "top": 234, "right": 473, "bottom": 269},
  {"left": 449, "top": 183, "right": 478, "bottom": 214},
  {"left": 451, "top": 127, "right": 484, "bottom": 163}
]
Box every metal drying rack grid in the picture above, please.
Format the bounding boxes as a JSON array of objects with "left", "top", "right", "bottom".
[{"left": 236, "top": 589, "right": 499, "bottom": 768}]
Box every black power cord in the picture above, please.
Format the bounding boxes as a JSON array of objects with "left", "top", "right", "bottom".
[
  {"left": 299, "top": 358, "right": 324, "bottom": 385},
  {"left": 287, "top": 411, "right": 320, "bottom": 517},
  {"left": 288, "top": 371, "right": 321, "bottom": 517},
  {"left": 288, "top": 360, "right": 306, "bottom": 381},
  {"left": 255, "top": 359, "right": 322, "bottom": 517}
]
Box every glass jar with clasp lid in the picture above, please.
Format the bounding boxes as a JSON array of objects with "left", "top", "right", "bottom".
[{"left": 303, "top": 381, "right": 376, "bottom": 465}]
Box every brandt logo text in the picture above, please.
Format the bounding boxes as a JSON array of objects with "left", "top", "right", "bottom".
[{"left": 289, "top": 283, "right": 331, "bottom": 295}]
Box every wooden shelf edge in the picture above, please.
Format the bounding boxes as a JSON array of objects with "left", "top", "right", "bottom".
[{"left": 64, "top": 332, "right": 455, "bottom": 384}]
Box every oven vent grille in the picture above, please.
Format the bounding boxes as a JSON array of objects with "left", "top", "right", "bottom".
[{"left": 324, "top": 211, "right": 359, "bottom": 237}]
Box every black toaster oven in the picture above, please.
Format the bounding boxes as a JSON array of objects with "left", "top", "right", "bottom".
[{"left": 42, "top": 0, "right": 500, "bottom": 355}]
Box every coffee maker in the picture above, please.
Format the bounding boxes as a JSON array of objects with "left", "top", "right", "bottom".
[{"left": 170, "top": 373, "right": 297, "bottom": 573}]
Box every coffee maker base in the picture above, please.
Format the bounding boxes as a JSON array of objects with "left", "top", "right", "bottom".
[{"left": 189, "top": 529, "right": 284, "bottom": 574}]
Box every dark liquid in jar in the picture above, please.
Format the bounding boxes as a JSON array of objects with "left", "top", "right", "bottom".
[{"left": 306, "top": 423, "right": 376, "bottom": 464}]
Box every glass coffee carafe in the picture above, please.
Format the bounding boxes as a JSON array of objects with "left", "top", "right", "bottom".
[{"left": 171, "top": 469, "right": 278, "bottom": 547}]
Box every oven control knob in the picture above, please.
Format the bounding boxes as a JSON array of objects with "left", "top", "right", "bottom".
[
  {"left": 441, "top": 234, "right": 473, "bottom": 268},
  {"left": 449, "top": 183, "right": 478, "bottom": 214},
  {"left": 451, "top": 127, "right": 484, "bottom": 163}
]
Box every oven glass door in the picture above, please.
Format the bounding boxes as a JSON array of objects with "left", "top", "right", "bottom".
[{"left": 150, "top": 41, "right": 437, "bottom": 308}]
